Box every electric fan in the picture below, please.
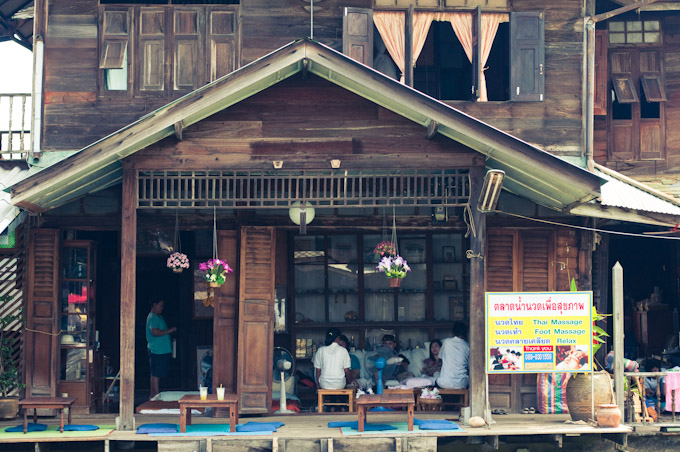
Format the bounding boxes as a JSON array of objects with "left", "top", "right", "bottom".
[
  {"left": 272, "top": 347, "right": 295, "bottom": 414},
  {"left": 364, "top": 346, "right": 402, "bottom": 394}
]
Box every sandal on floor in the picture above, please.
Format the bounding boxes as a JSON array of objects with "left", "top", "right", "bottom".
[
  {"left": 491, "top": 408, "right": 507, "bottom": 415},
  {"left": 522, "top": 407, "right": 536, "bottom": 414}
]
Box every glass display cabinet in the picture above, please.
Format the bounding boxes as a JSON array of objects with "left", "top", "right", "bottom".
[
  {"left": 58, "top": 240, "right": 98, "bottom": 413},
  {"left": 291, "top": 232, "right": 469, "bottom": 356}
]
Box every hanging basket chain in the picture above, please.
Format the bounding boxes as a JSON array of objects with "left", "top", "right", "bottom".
[
  {"left": 212, "top": 205, "right": 218, "bottom": 260},
  {"left": 391, "top": 204, "right": 399, "bottom": 256},
  {"left": 174, "top": 208, "right": 181, "bottom": 253}
]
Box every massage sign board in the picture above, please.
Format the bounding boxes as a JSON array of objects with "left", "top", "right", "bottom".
[{"left": 485, "top": 292, "right": 593, "bottom": 373}]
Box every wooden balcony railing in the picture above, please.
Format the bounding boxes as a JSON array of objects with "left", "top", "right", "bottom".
[{"left": 0, "top": 93, "right": 31, "bottom": 160}]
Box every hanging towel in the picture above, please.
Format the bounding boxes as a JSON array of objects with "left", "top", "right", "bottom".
[{"left": 665, "top": 372, "right": 680, "bottom": 412}]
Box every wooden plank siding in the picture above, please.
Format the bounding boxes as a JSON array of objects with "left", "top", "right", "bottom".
[
  {"left": 39, "top": 0, "right": 586, "bottom": 160},
  {"left": 125, "top": 75, "right": 483, "bottom": 171}
]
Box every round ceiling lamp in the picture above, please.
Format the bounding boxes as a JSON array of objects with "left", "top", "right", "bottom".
[{"left": 289, "top": 201, "right": 315, "bottom": 234}]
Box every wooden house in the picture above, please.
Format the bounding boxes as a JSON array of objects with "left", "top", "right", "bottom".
[{"left": 3, "top": 0, "right": 680, "bottom": 430}]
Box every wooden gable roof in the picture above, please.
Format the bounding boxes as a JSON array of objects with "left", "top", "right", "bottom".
[{"left": 11, "top": 38, "right": 603, "bottom": 213}]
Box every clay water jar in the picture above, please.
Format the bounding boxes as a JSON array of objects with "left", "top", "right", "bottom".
[{"left": 596, "top": 404, "right": 621, "bottom": 428}]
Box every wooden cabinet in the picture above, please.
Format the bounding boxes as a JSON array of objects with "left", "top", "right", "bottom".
[
  {"left": 58, "top": 241, "right": 98, "bottom": 413},
  {"left": 291, "top": 232, "right": 468, "bottom": 353}
]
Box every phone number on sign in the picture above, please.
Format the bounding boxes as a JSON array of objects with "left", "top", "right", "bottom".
[{"left": 525, "top": 353, "right": 553, "bottom": 362}]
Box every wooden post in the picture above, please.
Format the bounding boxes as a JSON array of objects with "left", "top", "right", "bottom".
[
  {"left": 613, "top": 261, "right": 624, "bottom": 416},
  {"left": 468, "top": 166, "right": 486, "bottom": 418},
  {"left": 405, "top": 6, "right": 413, "bottom": 87},
  {"left": 118, "top": 165, "right": 137, "bottom": 430}
]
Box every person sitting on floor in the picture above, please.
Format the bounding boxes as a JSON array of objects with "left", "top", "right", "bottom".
[
  {"left": 422, "top": 339, "right": 443, "bottom": 377},
  {"left": 375, "top": 334, "right": 414, "bottom": 383},
  {"left": 313, "top": 328, "right": 355, "bottom": 390},
  {"left": 436, "top": 321, "right": 470, "bottom": 389}
]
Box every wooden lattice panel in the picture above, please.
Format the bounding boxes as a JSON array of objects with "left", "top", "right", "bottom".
[
  {"left": 0, "top": 226, "right": 25, "bottom": 396},
  {"left": 137, "top": 169, "right": 469, "bottom": 209}
]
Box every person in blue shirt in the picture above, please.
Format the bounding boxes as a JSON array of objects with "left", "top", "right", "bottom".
[{"left": 146, "top": 299, "right": 176, "bottom": 399}]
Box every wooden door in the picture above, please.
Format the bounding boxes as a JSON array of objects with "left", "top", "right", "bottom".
[
  {"left": 213, "top": 231, "right": 238, "bottom": 393},
  {"left": 25, "top": 229, "right": 60, "bottom": 398},
  {"left": 237, "top": 226, "right": 275, "bottom": 414},
  {"left": 486, "top": 229, "right": 554, "bottom": 413}
]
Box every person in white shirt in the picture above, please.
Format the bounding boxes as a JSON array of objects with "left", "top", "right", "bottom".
[
  {"left": 313, "top": 329, "right": 353, "bottom": 389},
  {"left": 436, "top": 321, "right": 470, "bottom": 389}
]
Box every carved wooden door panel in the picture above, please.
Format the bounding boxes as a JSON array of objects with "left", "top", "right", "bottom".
[{"left": 236, "top": 226, "right": 275, "bottom": 414}]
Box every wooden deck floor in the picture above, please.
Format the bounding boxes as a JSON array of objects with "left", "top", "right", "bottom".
[{"left": 0, "top": 411, "right": 632, "bottom": 445}]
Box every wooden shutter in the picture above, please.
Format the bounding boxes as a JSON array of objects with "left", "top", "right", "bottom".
[
  {"left": 639, "top": 50, "right": 665, "bottom": 160},
  {"left": 486, "top": 231, "right": 517, "bottom": 292},
  {"left": 520, "top": 231, "right": 554, "bottom": 291},
  {"left": 237, "top": 226, "right": 275, "bottom": 414},
  {"left": 207, "top": 7, "right": 238, "bottom": 81},
  {"left": 138, "top": 7, "right": 167, "bottom": 92},
  {"left": 471, "top": 6, "right": 481, "bottom": 100},
  {"left": 609, "top": 50, "right": 636, "bottom": 161},
  {"left": 343, "top": 8, "right": 374, "bottom": 67},
  {"left": 25, "top": 229, "right": 60, "bottom": 398},
  {"left": 173, "top": 7, "right": 204, "bottom": 91},
  {"left": 212, "top": 231, "right": 238, "bottom": 394},
  {"left": 594, "top": 29, "right": 607, "bottom": 116},
  {"left": 510, "top": 11, "right": 544, "bottom": 102},
  {"left": 99, "top": 7, "right": 131, "bottom": 93}
]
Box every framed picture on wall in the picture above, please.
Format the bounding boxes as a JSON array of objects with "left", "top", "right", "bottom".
[
  {"left": 193, "top": 265, "right": 214, "bottom": 319},
  {"left": 443, "top": 246, "right": 456, "bottom": 262}
]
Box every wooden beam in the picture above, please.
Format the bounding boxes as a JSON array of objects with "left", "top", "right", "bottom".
[
  {"left": 118, "top": 165, "right": 137, "bottom": 430},
  {"left": 174, "top": 121, "right": 184, "bottom": 141},
  {"left": 405, "top": 6, "right": 413, "bottom": 87},
  {"left": 468, "top": 166, "right": 486, "bottom": 419},
  {"left": 591, "top": 0, "right": 663, "bottom": 23},
  {"left": 426, "top": 120, "right": 439, "bottom": 139}
]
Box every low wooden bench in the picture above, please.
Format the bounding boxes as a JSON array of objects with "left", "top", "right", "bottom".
[
  {"left": 18, "top": 396, "right": 76, "bottom": 433},
  {"left": 438, "top": 388, "right": 468, "bottom": 411},
  {"left": 317, "top": 388, "right": 355, "bottom": 413},
  {"left": 178, "top": 394, "right": 238, "bottom": 433}
]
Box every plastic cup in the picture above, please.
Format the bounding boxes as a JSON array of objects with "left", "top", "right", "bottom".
[
  {"left": 216, "top": 386, "right": 225, "bottom": 400},
  {"left": 199, "top": 386, "right": 208, "bottom": 400}
]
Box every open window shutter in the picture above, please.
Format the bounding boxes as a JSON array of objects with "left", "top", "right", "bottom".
[
  {"left": 639, "top": 49, "right": 665, "bottom": 160},
  {"left": 594, "top": 29, "right": 607, "bottom": 115},
  {"left": 486, "top": 230, "right": 517, "bottom": 292},
  {"left": 237, "top": 226, "right": 275, "bottom": 414},
  {"left": 207, "top": 7, "right": 238, "bottom": 81},
  {"left": 471, "top": 6, "right": 481, "bottom": 100},
  {"left": 138, "top": 7, "right": 167, "bottom": 92},
  {"left": 343, "top": 7, "right": 374, "bottom": 67},
  {"left": 510, "top": 11, "right": 544, "bottom": 102},
  {"left": 173, "top": 8, "right": 204, "bottom": 91},
  {"left": 25, "top": 229, "right": 60, "bottom": 398},
  {"left": 213, "top": 231, "right": 238, "bottom": 394}
]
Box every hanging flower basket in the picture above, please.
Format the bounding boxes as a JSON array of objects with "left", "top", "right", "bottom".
[
  {"left": 373, "top": 241, "right": 397, "bottom": 258},
  {"left": 199, "top": 258, "right": 234, "bottom": 288},
  {"left": 167, "top": 252, "right": 189, "bottom": 273},
  {"left": 377, "top": 255, "right": 411, "bottom": 285}
]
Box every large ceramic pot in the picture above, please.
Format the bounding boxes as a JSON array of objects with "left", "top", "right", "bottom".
[
  {"left": 566, "top": 371, "right": 614, "bottom": 421},
  {"left": 0, "top": 397, "right": 19, "bottom": 420}
]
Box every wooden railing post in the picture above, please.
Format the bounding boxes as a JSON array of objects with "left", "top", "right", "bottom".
[{"left": 613, "top": 262, "right": 624, "bottom": 416}]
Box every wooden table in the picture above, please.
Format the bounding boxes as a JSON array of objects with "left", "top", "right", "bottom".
[
  {"left": 18, "top": 396, "right": 76, "bottom": 433},
  {"left": 356, "top": 393, "right": 415, "bottom": 432},
  {"left": 178, "top": 394, "right": 238, "bottom": 433}
]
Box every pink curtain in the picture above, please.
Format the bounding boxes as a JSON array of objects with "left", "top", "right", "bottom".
[
  {"left": 412, "top": 13, "right": 435, "bottom": 70},
  {"left": 374, "top": 11, "right": 406, "bottom": 83},
  {"left": 444, "top": 12, "right": 508, "bottom": 101}
]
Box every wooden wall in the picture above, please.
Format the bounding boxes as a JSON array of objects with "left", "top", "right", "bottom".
[
  {"left": 453, "top": 0, "right": 586, "bottom": 156},
  {"left": 594, "top": 14, "right": 680, "bottom": 199},
  {"left": 126, "top": 74, "right": 482, "bottom": 170},
  {"left": 40, "top": 0, "right": 586, "bottom": 159}
]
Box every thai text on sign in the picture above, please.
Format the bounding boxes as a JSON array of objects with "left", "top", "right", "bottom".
[{"left": 485, "top": 292, "right": 593, "bottom": 374}]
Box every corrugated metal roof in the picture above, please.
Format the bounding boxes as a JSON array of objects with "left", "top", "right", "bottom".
[{"left": 595, "top": 164, "right": 680, "bottom": 216}]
